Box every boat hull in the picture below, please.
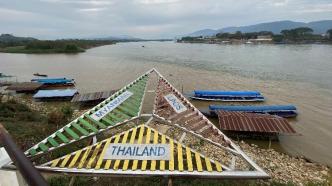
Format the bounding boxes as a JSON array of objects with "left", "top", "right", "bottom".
[{"left": 190, "top": 96, "right": 265, "bottom": 102}]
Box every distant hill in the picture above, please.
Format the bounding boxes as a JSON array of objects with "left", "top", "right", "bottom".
[
  {"left": 186, "top": 29, "right": 219, "bottom": 37},
  {"left": 90, "top": 35, "right": 143, "bottom": 41},
  {"left": 0, "top": 34, "right": 37, "bottom": 43},
  {"left": 185, "top": 20, "right": 332, "bottom": 37}
]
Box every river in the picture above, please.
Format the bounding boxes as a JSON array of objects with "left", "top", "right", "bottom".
[{"left": 1, "top": 41, "right": 332, "bottom": 167}]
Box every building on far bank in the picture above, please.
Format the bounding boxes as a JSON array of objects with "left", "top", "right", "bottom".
[{"left": 249, "top": 35, "right": 273, "bottom": 44}]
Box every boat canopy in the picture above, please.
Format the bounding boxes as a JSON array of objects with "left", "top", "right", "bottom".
[
  {"left": 194, "top": 90, "right": 261, "bottom": 97},
  {"left": 209, "top": 105, "right": 297, "bottom": 112},
  {"left": 31, "top": 78, "right": 74, "bottom": 84},
  {"left": 33, "top": 89, "right": 78, "bottom": 98}
]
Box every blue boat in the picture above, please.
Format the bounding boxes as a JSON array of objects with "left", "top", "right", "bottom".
[
  {"left": 190, "top": 90, "right": 265, "bottom": 102},
  {"left": 209, "top": 105, "right": 297, "bottom": 118},
  {"left": 31, "top": 78, "right": 75, "bottom": 85}
]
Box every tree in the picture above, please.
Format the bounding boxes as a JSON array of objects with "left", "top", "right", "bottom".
[
  {"left": 272, "top": 34, "right": 284, "bottom": 42},
  {"left": 243, "top": 32, "right": 258, "bottom": 39},
  {"left": 233, "top": 31, "right": 243, "bottom": 39},
  {"left": 258, "top": 31, "right": 273, "bottom": 36},
  {"left": 281, "top": 27, "right": 314, "bottom": 41},
  {"left": 281, "top": 29, "right": 291, "bottom": 36},
  {"left": 327, "top": 29, "right": 332, "bottom": 40},
  {"left": 216, "top": 32, "right": 230, "bottom": 39},
  {"left": 64, "top": 44, "right": 79, "bottom": 52}
]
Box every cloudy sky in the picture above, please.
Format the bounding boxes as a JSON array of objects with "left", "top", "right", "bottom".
[{"left": 1, "top": 0, "right": 332, "bottom": 39}]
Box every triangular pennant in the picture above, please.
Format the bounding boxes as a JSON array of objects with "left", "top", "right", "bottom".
[
  {"left": 26, "top": 71, "right": 151, "bottom": 157},
  {"left": 37, "top": 124, "right": 223, "bottom": 175}
]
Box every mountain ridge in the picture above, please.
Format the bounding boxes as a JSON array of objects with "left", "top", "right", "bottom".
[{"left": 185, "top": 20, "right": 332, "bottom": 37}]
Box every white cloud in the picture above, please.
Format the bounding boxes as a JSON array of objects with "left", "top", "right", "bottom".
[
  {"left": 296, "top": 3, "right": 332, "bottom": 13},
  {"left": 40, "top": 0, "right": 114, "bottom": 5},
  {"left": 135, "top": 0, "right": 180, "bottom": 4},
  {"left": 1, "top": 0, "right": 332, "bottom": 39},
  {"left": 77, "top": 7, "right": 107, "bottom": 12}
]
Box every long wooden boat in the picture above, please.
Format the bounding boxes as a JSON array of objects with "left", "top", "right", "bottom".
[
  {"left": 33, "top": 73, "right": 48, "bottom": 77},
  {"left": 208, "top": 105, "right": 298, "bottom": 118},
  {"left": 190, "top": 90, "right": 265, "bottom": 102}
]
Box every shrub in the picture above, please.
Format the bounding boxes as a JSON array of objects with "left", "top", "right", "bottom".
[
  {"left": 61, "top": 105, "right": 73, "bottom": 119},
  {"left": 47, "top": 111, "right": 65, "bottom": 125}
]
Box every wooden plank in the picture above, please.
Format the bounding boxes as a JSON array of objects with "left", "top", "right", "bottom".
[
  {"left": 38, "top": 143, "right": 49, "bottom": 152},
  {"left": 195, "top": 152, "right": 203, "bottom": 172},
  {"left": 123, "top": 128, "right": 137, "bottom": 170},
  {"left": 127, "top": 97, "right": 141, "bottom": 106},
  {"left": 68, "top": 150, "right": 82, "bottom": 168},
  {"left": 51, "top": 159, "right": 60, "bottom": 167},
  {"left": 169, "top": 139, "right": 174, "bottom": 171},
  {"left": 186, "top": 147, "right": 193, "bottom": 172},
  {"left": 118, "top": 105, "right": 137, "bottom": 117},
  {"left": 95, "top": 139, "right": 111, "bottom": 169},
  {"left": 132, "top": 125, "right": 145, "bottom": 170},
  {"left": 64, "top": 127, "right": 80, "bottom": 140},
  {"left": 78, "top": 146, "right": 92, "bottom": 169},
  {"left": 55, "top": 132, "right": 69, "bottom": 143},
  {"left": 141, "top": 127, "right": 151, "bottom": 171},
  {"left": 28, "top": 149, "right": 37, "bottom": 156},
  {"left": 101, "top": 117, "right": 115, "bottom": 126},
  {"left": 47, "top": 137, "right": 59, "bottom": 147},
  {"left": 113, "top": 130, "right": 129, "bottom": 170},
  {"left": 177, "top": 142, "right": 184, "bottom": 171},
  {"left": 113, "top": 109, "right": 130, "bottom": 119},
  {"left": 205, "top": 157, "right": 213, "bottom": 172},
  {"left": 150, "top": 130, "right": 159, "bottom": 171},
  {"left": 85, "top": 114, "right": 107, "bottom": 129},
  {"left": 60, "top": 154, "right": 71, "bottom": 168},
  {"left": 104, "top": 134, "right": 121, "bottom": 170},
  {"left": 160, "top": 135, "right": 166, "bottom": 171},
  {"left": 86, "top": 142, "right": 103, "bottom": 168},
  {"left": 107, "top": 113, "right": 123, "bottom": 123},
  {"left": 215, "top": 161, "right": 222, "bottom": 172},
  {"left": 122, "top": 101, "right": 139, "bottom": 112},
  {"left": 79, "top": 118, "right": 98, "bottom": 133},
  {"left": 71, "top": 122, "right": 89, "bottom": 136}
]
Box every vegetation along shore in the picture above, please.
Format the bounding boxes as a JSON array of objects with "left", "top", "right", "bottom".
[
  {"left": 0, "top": 34, "right": 116, "bottom": 54},
  {"left": 178, "top": 27, "right": 332, "bottom": 44}
]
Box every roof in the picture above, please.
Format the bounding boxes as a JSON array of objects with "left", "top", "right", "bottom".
[
  {"left": 6, "top": 82, "right": 43, "bottom": 92},
  {"left": 17, "top": 69, "right": 269, "bottom": 179},
  {"left": 71, "top": 90, "right": 118, "bottom": 103},
  {"left": 217, "top": 110, "right": 296, "bottom": 134},
  {"left": 37, "top": 124, "right": 224, "bottom": 176},
  {"left": 33, "top": 89, "right": 78, "bottom": 98},
  {"left": 210, "top": 105, "right": 297, "bottom": 112}
]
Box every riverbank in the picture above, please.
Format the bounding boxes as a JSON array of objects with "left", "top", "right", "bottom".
[
  {"left": 177, "top": 39, "right": 332, "bottom": 45},
  {"left": 0, "top": 45, "right": 85, "bottom": 54},
  {"left": 1, "top": 94, "right": 330, "bottom": 185},
  {"left": 0, "top": 35, "right": 116, "bottom": 54}
]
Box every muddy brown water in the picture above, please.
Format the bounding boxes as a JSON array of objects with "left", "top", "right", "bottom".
[{"left": 1, "top": 41, "right": 332, "bottom": 167}]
